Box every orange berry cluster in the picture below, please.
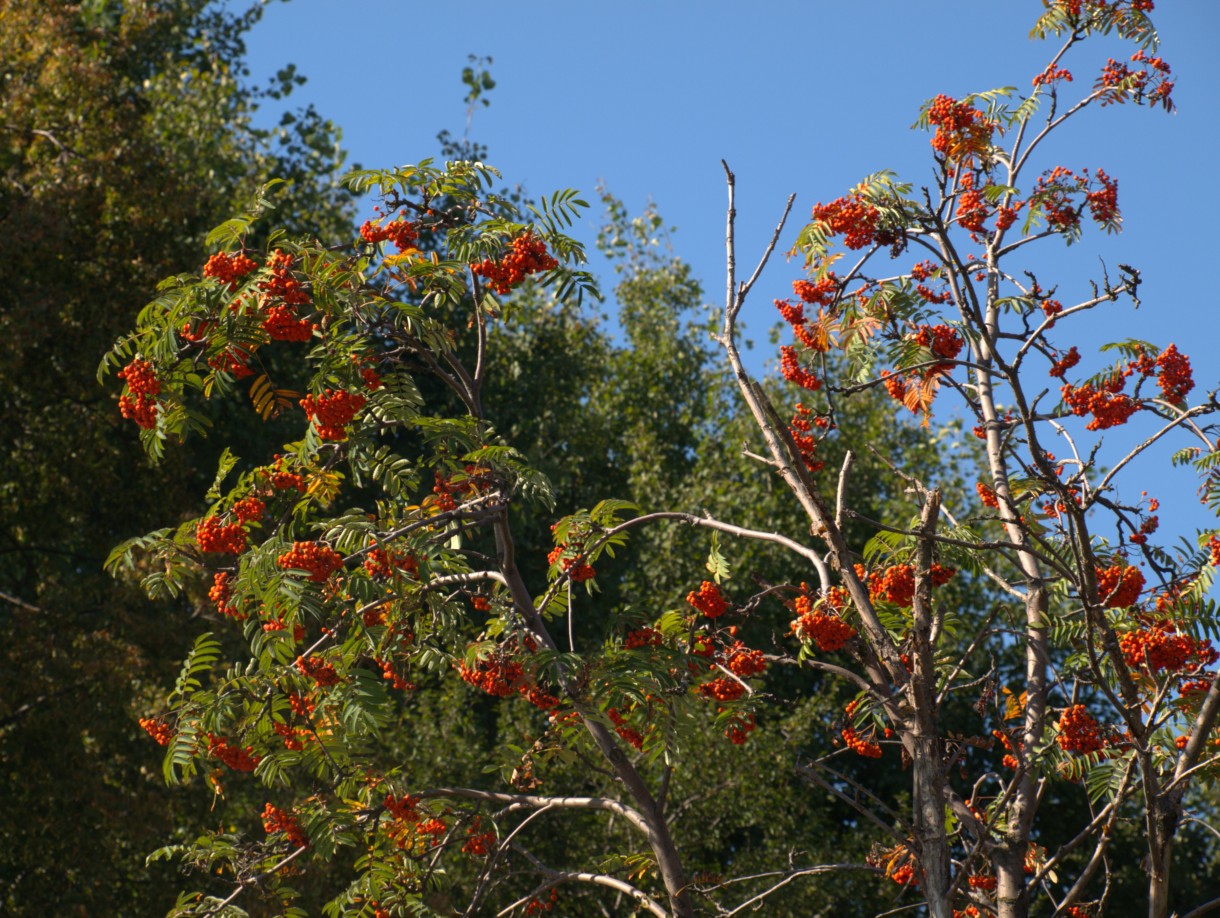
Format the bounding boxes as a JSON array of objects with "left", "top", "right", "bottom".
[
  {"left": 914, "top": 323, "right": 963, "bottom": 365},
  {"left": 994, "top": 728, "right": 1022, "bottom": 770},
  {"left": 459, "top": 654, "right": 524, "bottom": 698},
  {"left": 264, "top": 457, "right": 306, "bottom": 492},
  {"left": 471, "top": 232, "right": 558, "bottom": 295},
  {"left": 257, "top": 249, "right": 314, "bottom": 341},
  {"left": 1119, "top": 622, "right": 1217, "bottom": 673},
  {"left": 196, "top": 517, "right": 247, "bottom": 554},
  {"left": 791, "top": 595, "right": 856, "bottom": 651},
  {"left": 207, "top": 733, "right": 261, "bottom": 771},
  {"left": 967, "top": 874, "right": 997, "bottom": 890},
  {"left": 295, "top": 655, "right": 341, "bottom": 687},
  {"left": 687, "top": 581, "right": 728, "bottom": 618},
  {"left": 842, "top": 724, "right": 883, "bottom": 758},
  {"left": 273, "top": 721, "right": 307, "bottom": 750},
  {"left": 1062, "top": 377, "right": 1138, "bottom": 430},
  {"left": 890, "top": 862, "right": 917, "bottom": 886},
  {"left": 955, "top": 174, "right": 988, "bottom": 233},
  {"left": 360, "top": 218, "right": 419, "bottom": 252},
  {"left": 699, "top": 677, "right": 745, "bottom": 702},
  {"left": 789, "top": 403, "right": 825, "bottom": 472},
  {"left": 1084, "top": 168, "right": 1119, "bottom": 225},
  {"left": 1057, "top": 705, "right": 1105, "bottom": 754},
  {"left": 278, "top": 541, "right": 344, "bottom": 582},
  {"left": 1149, "top": 343, "right": 1193, "bottom": 404},
  {"left": 1033, "top": 62, "right": 1074, "bottom": 87},
  {"left": 300, "top": 389, "right": 366, "bottom": 440},
  {"left": 1099, "top": 49, "right": 1174, "bottom": 109},
  {"left": 725, "top": 642, "right": 767, "bottom": 677},
  {"left": 927, "top": 94, "right": 994, "bottom": 166},
  {"left": 856, "top": 562, "right": 955, "bottom": 608},
  {"left": 976, "top": 481, "right": 1000, "bottom": 509},
  {"left": 202, "top": 251, "right": 257, "bottom": 290},
  {"left": 780, "top": 345, "right": 821, "bottom": 391},
  {"left": 232, "top": 497, "right": 264, "bottom": 522},
  {"left": 1094, "top": 564, "right": 1145, "bottom": 608},
  {"left": 364, "top": 547, "right": 418, "bottom": 579},
  {"left": 792, "top": 274, "right": 839, "bottom": 307},
  {"left": 524, "top": 890, "right": 559, "bottom": 914},
  {"left": 209, "top": 572, "right": 243, "bottom": 619},
  {"left": 117, "top": 358, "right": 162, "bottom": 429},
  {"left": 261, "top": 803, "right": 308, "bottom": 848},
  {"left": 812, "top": 194, "right": 898, "bottom": 250},
  {"left": 139, "top": 717, "right": 173, "bottom": 746}
]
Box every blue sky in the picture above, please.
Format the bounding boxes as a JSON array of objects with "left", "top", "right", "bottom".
[{"left": 243, "top": 1, "right": 1220, "bottom": 544}]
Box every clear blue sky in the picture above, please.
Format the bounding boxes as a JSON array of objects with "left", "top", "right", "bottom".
[{"left": 243, "top": 1, "right": 1220, "bottom": 544}]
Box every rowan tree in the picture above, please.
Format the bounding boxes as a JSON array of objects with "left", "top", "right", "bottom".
[{"left": 108, "top": 2, "right": 1220, "bottom": 916}]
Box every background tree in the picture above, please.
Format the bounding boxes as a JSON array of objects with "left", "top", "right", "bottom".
[{"left": 0, "top": 1, "right": 352, "bottom": 912}]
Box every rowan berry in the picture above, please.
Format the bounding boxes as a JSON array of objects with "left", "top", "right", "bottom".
[
  {"left": 278, "top": 541, "right": 344, "bottom": 582},
  {"left": 687, "top": 581, "right": 728, "bottom": 618},
  {"left": 300, "top": 389, "right": 365, "bottom": 441},
  {"left": 295, "top": 655, "right": 341, "bottom": 687},
  {"left": 470, "top": 232, "right": 558, "bottom": 294},
  {"left": 1057, "top": 705, "right": 1105, "bottom": 754},
  {"left": 196, "top": 517, "right": 247, "bottom": 554},
  {"left": 261, "top": 802, "right": 308, "bottom": 848},
  {"left": 202, "top": 251, "right": 257, "bottom": 290},
  {"left": 139, "top": 717, "right": 173, "bottom": 746}
]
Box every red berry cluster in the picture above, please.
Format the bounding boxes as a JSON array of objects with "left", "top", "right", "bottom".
[
  {"left": 364, "top": 547, "right": 418, "bottom": 579},
  {"left": 384, "top": 793, "right": 420, "bottom": 823},
  {"left": 261, "top": 803, "right": 308, "bottom": 848},
  {"left": 300, "top": 389, "right": 366, "bottom": 440},
  {"left": 927, "top": 94, "right": 995, "bottom": 166},
  {"left": 524, "top": 890, "right": 559, "bottom": 914},
  {"left": 993, "top": 728, "right": 1022, "bottom": 770},
  {"left": 471, "top": 232, "right": 558, "bottom": 295},
  {"left": 1049, "top": 346, "right": 1081, "bottom": 379},
  {"left": 547, "top": 543, "right": 595, "bottom": 582},
  {"left": 1094, "top": 564, "right": 1145, "bottom": 608},
  {"left": 967, "top": 874, "right": 997, "bottom": 890},
  {"left": 724, "top": 713, "right": 756, "bottom": 745},
  {"left": 207, "top": 733, "right": 261, "bottom": 771},
  {"left": 139, "top": 717, "right": 173, "bottom": 746},
  {"left": 624, "top": 627, "right": 663, "bottom": 649},
  {"left": 1148, "top": 343, "right": 1193, "bottom": 405},
  {"left": 462, "top": 823, "right": 497, "bottom": 857},
  {"left": 360, "top": 218, "right": 419, "bottom": 252},
  {"left": 914, "top": 323, "right": 963, "bottom": 368},
  {"left": 725, "top": 642, "right": 767, "bottom": 678},
  {"left": 1084, "top": 168, "right": 1119, "bottom": 226},
  {"left": 687, "top": 581, "right": 728, "bottom": 618},
  {"left": 295, "top": 655, "right": 341, "bottom": 687},
  {"left": 196, "top": 517, "right": 247, "bottom": 554},
  {"left": 202, "top": 251, "right": 257, "bottom": 290},
  {"left": 607, "top": 707, "right": 645, "bottom": 750},
  {"left": 208, "top": 344, "right": 255, "bottom": 379},
  {"left": 278, "top": 541, "right": 344, "bottom": 582},
  {"left": 700, "top": 676, "right": 745, "bottom": 703},
  {"left": 267, "top": 458, "right": 306, "bottom": 492}
]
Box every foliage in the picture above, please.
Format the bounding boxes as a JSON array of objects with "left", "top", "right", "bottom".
[{"left": 104, "top": 3, "right": 1220, "bottom": 917}]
